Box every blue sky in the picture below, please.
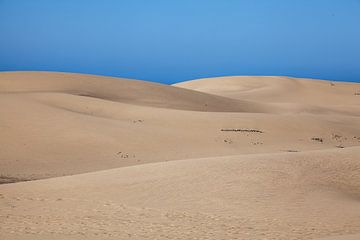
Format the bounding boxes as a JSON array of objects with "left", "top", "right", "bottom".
[{"left": 0, "top": 0, "right": 359, "bottom": 83}]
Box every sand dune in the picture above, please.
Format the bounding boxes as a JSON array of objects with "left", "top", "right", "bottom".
[
  {"left": 1, "top": 148, "right": 360, "bottom": 239},
  {"left": 0, "top": 72, "right": 270, "bottom": 112},
  {"left": 174, "top": 76, "right": 360, "bottom": 105},
  {"left": 1, "top": 72, "right": 360, "bottom": 239}
]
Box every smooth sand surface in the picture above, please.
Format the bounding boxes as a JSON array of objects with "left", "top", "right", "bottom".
[
  {"left": 317, "top": 234, "right": 360, "bottom": 240},
  {"left": 1, "top": 72, "right": 360, "bottom": 239}
]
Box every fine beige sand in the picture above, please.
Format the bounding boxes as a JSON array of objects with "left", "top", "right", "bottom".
[{"left": 1, "top": 72, "right": 360, "bottom": 239}]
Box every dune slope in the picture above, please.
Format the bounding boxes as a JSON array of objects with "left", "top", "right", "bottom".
[
  {"left": 1, "top": 72, "right": 360, "bottom": 239},
  {"left": 1, "top": 147, "right": 360, "bottom": 239},
  {"left": 0, "top": 72, "right": 269, "bottom": 112},
  {"left": 1, "top": 72, "right": 360, "bottom": 182},
  {"left": 174, "top": 76, "right": 360, "bottom": 105}
]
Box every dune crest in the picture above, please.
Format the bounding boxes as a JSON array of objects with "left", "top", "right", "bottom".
[
  {"left": 174, "top": 76, "right": 360, "bottom": 105},
  {"left": 0, "top": 71, "right": 269, "bottom": 112}
]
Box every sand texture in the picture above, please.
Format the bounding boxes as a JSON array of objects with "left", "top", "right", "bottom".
[{"left": 1, "top": 72, "right": 360, "bottom": 239}]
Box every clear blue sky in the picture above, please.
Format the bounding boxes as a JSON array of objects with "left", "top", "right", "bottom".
[{"left": 1, "top": 0, "right": 359, "bottom": 83}]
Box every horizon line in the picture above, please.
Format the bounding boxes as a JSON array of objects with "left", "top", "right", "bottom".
[{"left": 1, "top": 70, "right": 359, "bottom": 85}]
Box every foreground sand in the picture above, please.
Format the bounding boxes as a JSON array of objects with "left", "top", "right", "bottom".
[{"left": 1, "top": 72, "right": 360, "bottom": 239}]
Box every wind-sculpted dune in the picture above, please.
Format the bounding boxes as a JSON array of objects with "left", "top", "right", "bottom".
[{"left": 1, "top": 72, "right": 359, "bottom": 239}]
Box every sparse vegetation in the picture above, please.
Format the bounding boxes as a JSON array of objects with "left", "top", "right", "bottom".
[
  {"left": 331, "top": 134, "right": 342, "bottom": 141},
  {"left": 117, "top": 151, "right": 131, "bottom": 158},
  {"left": 133, "top": 119, "right": 144, "bottom": 123},
  {"left": 311, "top": 137, "right": 323, "bottom": 143},
  {"left": 0, "top": 175, "right": 31, "bottom": 184},
  {"left": 221, "top": 129, "right": 264, "bottom": 133}
]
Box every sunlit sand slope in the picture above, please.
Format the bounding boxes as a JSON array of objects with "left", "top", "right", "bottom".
[
  {"left": 1, "top": 72, "right": 359, "bottom": 181},
  {"left": 174, "top": 76, "right": 360, "bottom": 105},
  {"left": 1, "top": 147, "right": 360, "bottom": 239},
  {"left": 1, "top": 72, "right": 360, "bottom": 239}
]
